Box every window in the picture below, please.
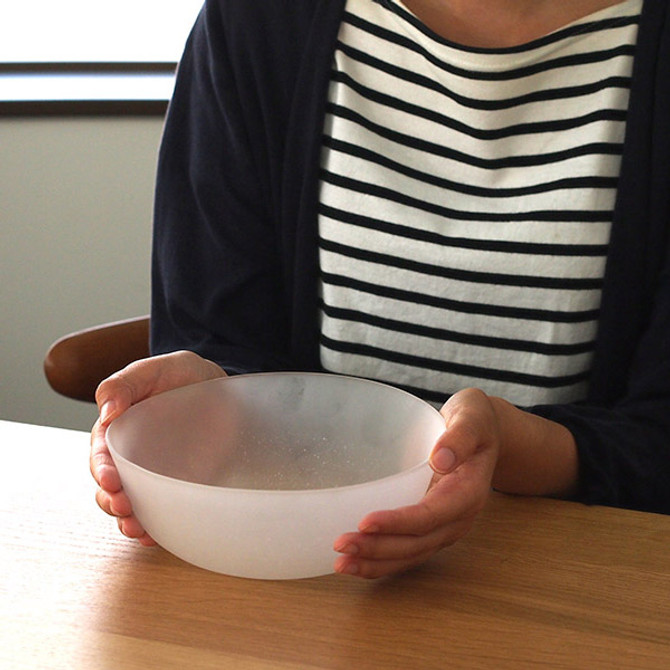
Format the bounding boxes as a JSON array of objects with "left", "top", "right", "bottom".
[
  {"left": 0, "top": 0, "right": 203, "bottom": 63},
  {"left": 0, "top": 0, "right": 204, "bottom": 115}
]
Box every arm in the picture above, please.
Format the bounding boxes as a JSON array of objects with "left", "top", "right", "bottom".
[
  {"left": 151, "top": 0, "right": 294, "bottom": 373},
  {"left": 334, "top": 260, "right": 670, "bottom": 579},
  {"left": 333, "top": 388, "right": 580, "bottom": 578},
  {"left": 92, "top": 5, "right": 277, "bottom": 535},
  {"left": 530, "top": 259, "right": 670, "bottom": 513},
  {"left": 490, "top": 396, "right": 578, "bottom": 498},
  {"left": 332, "top": 5, "right": 670, "bottom": 577}
]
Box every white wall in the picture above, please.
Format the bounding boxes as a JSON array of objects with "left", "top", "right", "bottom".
[{"left": 1, "top": 116, "right": 165, "bottom": 430}]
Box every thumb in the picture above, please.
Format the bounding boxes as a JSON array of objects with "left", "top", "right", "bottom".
[
  {"left": 95, "top": 350, "right": 227, "bottom": 427},
  {"left": 429, "top": 388, "right": 498, "bottom": 475},
  {"left": 95, "top": 355, "right": 166, "bottom": 426},
  {"left": 94, "top": 356, "right": 159, "bottom": 426},
  {"left": 96, "top": 373, "right": 135, "bottom": 427},
  {"left": 429, "top": 423, "right": 477, "bottom": 475}
]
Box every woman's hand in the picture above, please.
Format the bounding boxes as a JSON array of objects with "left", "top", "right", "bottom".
[
  {"left": 333, "top": 388, "right": 500, "bottom": 578},
  {"left": 333, "top": 387, "right": 579, "bottom": 579},
  {"left": 90, "top": 350, "right": 226, "bottom": 544}
]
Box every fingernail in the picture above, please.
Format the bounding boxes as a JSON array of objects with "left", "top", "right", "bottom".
[
  {"left": 100, "top": 400, "right": 116, "bottom": 425},
  {"left": 359, "top": 522, "right": 379, "bottom": 534},
  {"left": 431, "top": 447, "right": 456, "bottom": 474},
  {"left": 335, "top": 543, "right": 359, "bottom": 556},
  {"left": 337, "top": 561, "right": 359, "bottom": 576}
]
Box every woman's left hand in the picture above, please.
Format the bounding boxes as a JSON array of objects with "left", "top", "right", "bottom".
[
  {"left": 333, "top": 388, "right": 501, "bottom": 579},
  {"left": 333, "top": 384, "right": 579, "bottom": 579}
]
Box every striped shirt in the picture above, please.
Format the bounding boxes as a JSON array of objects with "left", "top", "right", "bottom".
[{"left": 317, "top": 0, "right": 641, "bottom": 407}]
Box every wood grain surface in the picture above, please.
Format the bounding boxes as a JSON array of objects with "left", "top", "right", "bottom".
[{"left": 2, "top": 420, "right": 669, "bottom": 669}]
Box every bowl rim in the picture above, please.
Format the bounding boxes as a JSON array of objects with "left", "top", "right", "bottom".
[{"left": 106, "top": 371, "right": 444, "bottom": 495}]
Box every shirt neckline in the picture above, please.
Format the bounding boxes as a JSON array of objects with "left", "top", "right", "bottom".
[{"left": 380, "top": 0, "right": 642, "bottom": 55}]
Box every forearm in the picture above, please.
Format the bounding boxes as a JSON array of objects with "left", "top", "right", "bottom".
[{"left": 489, "top": 396, "right": 579, "bottom": 499}]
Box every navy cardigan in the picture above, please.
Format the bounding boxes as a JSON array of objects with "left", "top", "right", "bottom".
[{"left": 151, "top": 0, "right": 670, "bottom": 513}]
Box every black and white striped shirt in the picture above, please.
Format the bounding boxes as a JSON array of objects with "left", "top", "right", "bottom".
[{"left": 317, "top": 0, "right": 641, "bottom": 406}]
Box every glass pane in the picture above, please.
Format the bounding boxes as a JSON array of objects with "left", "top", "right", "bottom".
[{"left": 0, "top": 0, "right": 203, "bottom": 63}]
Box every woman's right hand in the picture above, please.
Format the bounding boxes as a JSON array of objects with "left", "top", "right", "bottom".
[{"left": 90, "top": 350, "right": 226, "bottom": 544}]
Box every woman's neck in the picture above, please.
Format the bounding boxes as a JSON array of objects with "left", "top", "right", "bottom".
[{"left": 398, "top": 0, "right": 630, "bottom": 48}]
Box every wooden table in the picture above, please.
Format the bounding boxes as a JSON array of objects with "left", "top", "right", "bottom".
[{"left": 2, "top": 419, "right": 669, "bottom": 669}]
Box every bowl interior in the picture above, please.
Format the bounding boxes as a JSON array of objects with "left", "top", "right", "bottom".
[{"left": 107, "top": 372, "right": 444, "bottom": 491}]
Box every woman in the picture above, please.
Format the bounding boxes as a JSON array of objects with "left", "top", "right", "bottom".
[{"left": 91, "top": 0, "right": 670, "bottom": 578}]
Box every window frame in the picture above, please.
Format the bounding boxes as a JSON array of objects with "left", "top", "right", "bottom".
[
  {"left": 0, "top": 61, "right": 176, "bottom": 116},
  {"left": 0, "top": 0, "right": 203, "bottom": 116}
]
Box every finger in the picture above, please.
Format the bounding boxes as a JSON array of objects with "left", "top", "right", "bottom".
[
  {"left": 118, "top": 515, "right": 156, "bottom": 545},
  {"left": 430, "top": 388, "right": 499, "bottom": 475},
  {"left": 333, "top": 510, "right": 476, "bottom": 579},
  {"left": 95, "top": 487, "right": 133, "bottom": 518},
  {"left": 90, "top": 420, "right": 121, "bottom": 488},
  {"left": 97, "top": 488, "right": 155, "bottom": 545},
  {"left": 95, "top": 350, "right": 226, "bottom": 419},
  {"left": 334, "top": 512, "right": 474, "bottom": 563},
  {"left": 91, "top": 414, "right": 143, "bottom": 528},
  {"left": 137, "top": 534, "right": 158, "bottom": 547},
  {"left": 95, "top": 366, "right": 149, "bottom": 427},
  {"left": 357, "top": 468, "right": 486, "bottom": 538},
  {"left": 333, "top": 532, "right": 443, "bottom": 565},
  {"left": 334, "top": 553, "right": 429, "bottom": 579}
]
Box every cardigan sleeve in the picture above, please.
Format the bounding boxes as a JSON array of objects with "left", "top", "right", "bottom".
[
  {"left": 529, "top": 10, "right": 670, "bottom": 516},
  {"left": 530, "top": 242, "right": 670, "bottom": 515},
  {"left": 150, "top": 0, "right": 295, "bottom": 374}
]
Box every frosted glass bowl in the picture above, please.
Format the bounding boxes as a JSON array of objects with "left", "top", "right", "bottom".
[{"left": 106, "top": 372, "right": 444, "bottom": 580}]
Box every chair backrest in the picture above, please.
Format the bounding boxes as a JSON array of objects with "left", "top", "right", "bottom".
[{"left": 44, "top": 316, "right": 150, "bottom": 402}]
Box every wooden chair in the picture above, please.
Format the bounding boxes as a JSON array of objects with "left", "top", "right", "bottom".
[{"left": 44, "top": 316, "right": 150, "bottom": 403}]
